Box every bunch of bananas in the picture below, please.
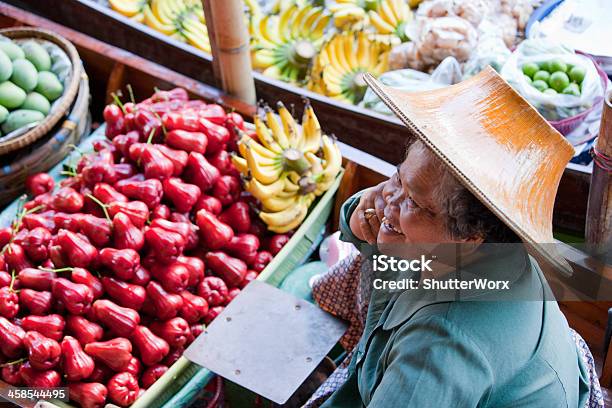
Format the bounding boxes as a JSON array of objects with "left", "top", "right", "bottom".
[
  {"left": 109, "top": 0, "right": 261, "bottom": 54},
  {"left": 251, "top": 4, "right": 331, "bottom": 84},
  {"left": 308, "top": 32, "right": 390, "bottom": 104},
  {"left": 109, "top": 0, "right": 211, "bottom": 52},
  {"left": 231, "top": 102, "right": 342, "bottom": 233},
  {"left": 328, "top": 0, "right": 378, "bottom": 30},
  {"left": 368, "top": 0, "right": 413, "bottom": 42}
]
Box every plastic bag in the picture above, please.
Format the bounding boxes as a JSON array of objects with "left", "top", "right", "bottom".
[
  {"left": 500, "top": 38, "right": 603, "bottom": 121},
  {"left": 410, "top": 16, "right": 477, "bottom": 70},
  {"left": 417, "top": 0, "right": 492, "bottom": 27},
  {"left": 361, "top": 57, "right": 462, "bottom": 115},
  {"left": 462, "top": 20, "right": 512, "bottom": 78}
]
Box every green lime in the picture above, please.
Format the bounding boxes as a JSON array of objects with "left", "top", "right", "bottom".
[
  {"left": 524, "top": 74, "right": 532, "bottom": 84},
  {"left": 568, "top": 66, "right": 586, "bottom": 84},
  {"left": 562, "top": 83, "right": 581, "bottom": 96},
  {"left": 550, "top": 59, "right": 567, "bottom": 72},
  {"left": 539, "top": 60, "right": 552, "bottom": 72},
  {"left": 544, "top": 88, "right": 558, "bottom": 95},
  {"left": 522, "top": 62, "right": 539, "bottom": 78},
  {"left": 532, "top": 80, "right": 549, "bottom": 92},
  {"left": 549, "top": 71, "right": 570, "bottom": 92},
  {"left": 533, "top": 70, "right": 551, "bottom": 82}
]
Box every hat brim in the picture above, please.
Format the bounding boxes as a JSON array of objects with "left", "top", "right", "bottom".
[{"left": 363, "top": 68, "right": 574, "bottom": 277}]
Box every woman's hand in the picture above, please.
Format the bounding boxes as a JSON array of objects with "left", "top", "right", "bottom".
[{"left": 350, "top": 182, "right": 386, "bottom": 244}]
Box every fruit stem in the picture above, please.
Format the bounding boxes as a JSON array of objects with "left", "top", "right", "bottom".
[
  {"left": 282, "top": 149, "right": 311, "bottom": 175},
  {"left": 288, "top": 40, "right": 316, "bottom": 70},
  {"left": 40, "top": 267, "right": 74, "bottom": 273},
  {"left": 298, "top": 176, "right": 317, "bottom": 194},
  {"left": 351, "top": 72, "right": 369, "bottom": 103},
  {"left": 85, "top": 193, "right": 111, "bottom": 224},
  {"left": 0, "top": 357, "right": 27, "bottom": 367},
  {"left": 9, "top": 269, "right": 15, "bottom": 291}
]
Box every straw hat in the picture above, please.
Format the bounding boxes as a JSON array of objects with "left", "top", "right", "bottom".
[{"left": 363, "top": 67, "right": 574, "bottom": 276}]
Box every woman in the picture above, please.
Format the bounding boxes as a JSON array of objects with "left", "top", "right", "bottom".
[{"left": 307, "top": 69, "right": 593, "bottom": 407}]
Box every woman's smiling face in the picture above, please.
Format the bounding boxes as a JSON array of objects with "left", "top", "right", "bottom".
[{"left": 378, "top": 142, "right": 461, "bottom": 246}]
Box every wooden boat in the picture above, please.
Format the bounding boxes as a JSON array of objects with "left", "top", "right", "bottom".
[
  {"left": 0, "top": 4, "right": 609, "bottom": 406},
  {"left": 1, "top": 0, "right": 592, "bottom": 237}
]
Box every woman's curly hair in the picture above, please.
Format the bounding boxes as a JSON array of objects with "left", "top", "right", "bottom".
[{"left": 408, "top": 140, "right": 521, "bottom": 243}]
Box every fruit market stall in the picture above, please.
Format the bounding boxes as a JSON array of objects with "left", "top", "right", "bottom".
[
  {"left": 0, "top": 9, "right": 397, "bottom": 407},
  {"left": 0, "top": 3, "right": 610, "bottom": 408},
  {"left": 0, "top": 0, "right": 596, "bottom": 239}
]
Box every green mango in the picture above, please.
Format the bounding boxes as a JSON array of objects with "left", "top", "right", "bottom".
[
  {"left": 35, "top": 71, "right": 63, "bottom": 101},
  {"left": 21, "top": 92, "right": 50, "bottom": 115},
  {"left": 21, "top": 41, "right": 51, "bottom": 71},
  {"left": 10, "top": 58, "right": 38, "bottom": 92},
  {"left": 1, "top": 109, "right": 45, "bottom": 134},
  {"left": 0, "top": 105, "right": 8, "bottom": 124},
  {"left": 0, "top": 41, "right": 24, "bottom": 61},
  {"left": 0, "top": 81, "right": 26, "bottom": 109},
  {"left": 0, "top": 50, "right": 12, "bottom": 82}
]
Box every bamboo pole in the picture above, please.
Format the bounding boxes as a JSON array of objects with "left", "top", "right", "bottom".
[
  {"left": 202, "top": 0, "right": 256, "bottom": 104},
  {"left": 586, "top": 89, "right": 612, "bottom": 252}
]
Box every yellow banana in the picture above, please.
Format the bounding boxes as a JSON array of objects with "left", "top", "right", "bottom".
[
  {"left": 262, "top": 64, "right": 283, "bottom": 80},
  {"left": 290, "top": 5, "right": 312, "bottom": 39},
  {"left": 356, "top": 31, "right": 371, "bottom": 67},
  {"left": 261, "top": 194, "right": 299, "bottom": 212},
  {"left": 143, "top": 4, "right": 176, "bottom": 35},
  {"left": 109, "top": 0, "right": 145, "bottom": 17},
  {"left": 245, "top": 176, "right": 286, "bottom": 201},
  {"left": 301, "top": 6, "right": 324, "bottom": 36},
  {"left": 305, "top": 152, "right": 323, "bottom": 174},
  {"left": 253, "top": 116, "right": 283, "bottom": 154},
  {"left": 301, "top": 103, "right": 322, "bottom": 153},
  {"left": 310, "top": 12, "right": 331, "bottom": 39},
  {"left": 238, "top": 139, "right": 280, "bottom": 165},
  {"left": 278, "top": 5, "right": 297, "bottom": 42},
  {"left": 231, "top": 155, "right": 249, "bottom": 176},
  {"left": 282, "top": 176, "right": 301, "bottom": 192},
  {"left": 244, "top": 145, "right": 283, "bottom": 185},
  {"left": 259, "top": 195, "right": 312, "bottom": 233},
  {"left": 308, "top": 33, "right": 390, "bottom": 104},
  {"left": 252, "top": 49, "right": 278, "bottom": 70},
  {"left": 277, "top": 102, "right": 300, "bottom": 149},
  {"left": 368, "top": 9, "right": 395, "bottom": 34},
  {"left": 131, "top": 12, "right": 145, "bottom": 23},
  {"left": 265, "top": 108, "right": 290, "bottom": 150}
]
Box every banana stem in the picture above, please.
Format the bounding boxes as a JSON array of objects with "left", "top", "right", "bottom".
[
  {"left": 351, "top": 72, "right": 369, "bottom": 103},
  {"left": 282, "top": 149, "right": 311, "bottom": 175},
  {"left": 288, "top": 40, "right": 316, "bottom": 69},
  {"left": 298, "top": 176, "right": 317, "bottom": 194}
]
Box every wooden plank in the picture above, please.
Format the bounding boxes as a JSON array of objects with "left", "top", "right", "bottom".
[
  {"left": 586, "top": 90, "right": 612, "bottom": 249},
  {"left": 106, "top": 61, "right": 126, "bottom": 104},
  {"left": 559, "top": 302, "right": 604, "bottom": 351},
  {"left": 333, "top": 160, "right": 358, "bottom": 230}
]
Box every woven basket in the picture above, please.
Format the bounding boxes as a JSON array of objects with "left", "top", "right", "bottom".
[
  {"left": 0, "top": 27, "right": 82, "bottom": 155},
  {"left": 0, "top": 72, "right": 90, "bottom": 207}
]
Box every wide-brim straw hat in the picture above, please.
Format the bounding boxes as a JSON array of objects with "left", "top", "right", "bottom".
[{"left": 363, "top": 67, "right": 574, "bottom": 276}]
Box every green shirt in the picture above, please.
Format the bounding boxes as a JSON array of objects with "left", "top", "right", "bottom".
[{"left": 322, "top": 193, "right": 589, "bottom": 407}]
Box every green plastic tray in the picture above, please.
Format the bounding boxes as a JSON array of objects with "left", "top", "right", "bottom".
[{"left": 0, "top": 124, "right": 343, "bottom": 408}]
